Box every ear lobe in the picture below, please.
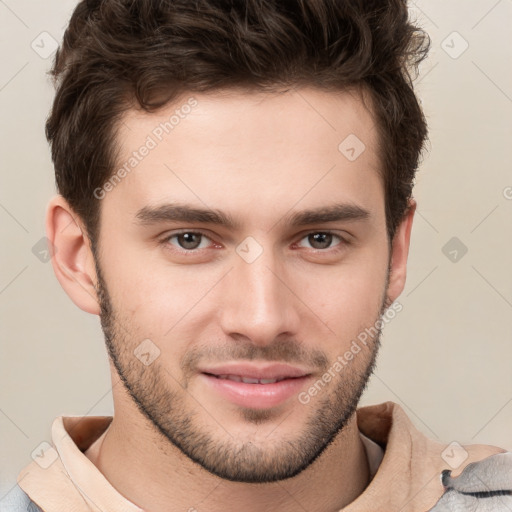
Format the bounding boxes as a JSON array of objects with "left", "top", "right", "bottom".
[
  {"left": 386, "top": 198, "right": 416, "bottom": 304},
  {"left": 45, "top": 195, "right": 101, "bottom": 315}
]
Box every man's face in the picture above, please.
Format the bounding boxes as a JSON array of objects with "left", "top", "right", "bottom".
[{"left": 93, "top": 87, "right": 393, "bottom": 483}]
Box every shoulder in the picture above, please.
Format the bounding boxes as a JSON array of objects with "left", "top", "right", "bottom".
[
  {"left": 357, "top": 401, "right": 510, "bottom": 510},
  {"left": 428, "top": 451, "right": 512, "bottom": 511}
]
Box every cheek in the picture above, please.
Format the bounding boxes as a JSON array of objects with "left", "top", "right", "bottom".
[
  {"left": 99, "top": 219, "right": 388, "bottom": 350},
  {"left": 102, "top": 245, "right": 222, "bottom": 341},
  {"left": 296, "top": 251, "right": 388, "bottom": 347}
]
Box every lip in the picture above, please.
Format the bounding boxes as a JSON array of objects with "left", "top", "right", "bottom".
[
  {"left": 198, "top": 363, "right": 310, "bottom": 380},
  {"left": 198, "top": 363, "right": 313, "bottom": 409}
]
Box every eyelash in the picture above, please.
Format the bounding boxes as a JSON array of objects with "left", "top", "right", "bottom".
[{"left": 159, "top": 230, "right": 350, "bottom": 254}]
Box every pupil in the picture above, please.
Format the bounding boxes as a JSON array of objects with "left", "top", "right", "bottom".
[
  {"left": 180, "top": 233, "right": 200, "bottom": 249},
  {"left": 311, "top": 233, "right": 331, "bottom": 249}
]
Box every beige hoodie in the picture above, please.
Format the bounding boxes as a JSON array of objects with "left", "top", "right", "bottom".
[{"left": 16, "top": 401, "right": 508, "bottom": 511}]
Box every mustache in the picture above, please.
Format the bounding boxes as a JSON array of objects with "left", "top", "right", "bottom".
[{"left": 180, "top": 338, "right": 330, "bottom": 376}]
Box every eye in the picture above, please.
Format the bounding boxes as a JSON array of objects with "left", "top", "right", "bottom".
[
  {"left": 296, "top": 231, "right": 346, "bottom": 251},
  {"left": 160, "top": 230, "right": 348, "bottom": 254},
  {"left": 164, "top": 231, "right": 213, "bottom": 251}
]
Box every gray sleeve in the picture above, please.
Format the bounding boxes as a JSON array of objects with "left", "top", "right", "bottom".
[
  {"left": 428, "top": 452, "right": 512, "bottom": 512},
  {"left": 0, "top": 484, "right": 43, "bottom": 512}
]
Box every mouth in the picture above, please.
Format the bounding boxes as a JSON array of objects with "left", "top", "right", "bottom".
[
  {"left": 198, "top": 363, "right": 313, "bottom": 409},
  {"left": 203, "top": 373, "right": 298, "bottom": 384}
]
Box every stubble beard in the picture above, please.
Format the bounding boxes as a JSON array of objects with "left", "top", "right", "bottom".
[{"left": 94, "top": 257, "right": 389, "bottom": 483}]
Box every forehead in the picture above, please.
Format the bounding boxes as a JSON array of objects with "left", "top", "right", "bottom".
[
  {"left": 108, "top": 86, "right": 383, "bottom": 228},
  {"left": 118, "top": 86, "right": 379, "bottom": 157}
]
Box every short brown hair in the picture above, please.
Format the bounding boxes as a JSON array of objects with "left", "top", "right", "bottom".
[{"left": 46, "top": 0, "right": 429, "bottom": 246}]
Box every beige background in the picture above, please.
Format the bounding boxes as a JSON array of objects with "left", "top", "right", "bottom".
[{"left": 1, "top": 0, "right": 511, "bottom": 501}]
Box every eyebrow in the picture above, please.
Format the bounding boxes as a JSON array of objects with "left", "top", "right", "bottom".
[{"left": 135, "top": 202, "right": 370, "bottom": 229}]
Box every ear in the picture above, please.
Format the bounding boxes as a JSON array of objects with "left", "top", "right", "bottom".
[
  {"left": 45, "top": 195, "right": 100, "bottom": 315},
  {"left": 386, "top": 198, "right": 416, "bottom": 304}
]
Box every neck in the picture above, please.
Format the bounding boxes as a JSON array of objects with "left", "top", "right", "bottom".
[{"left": 87, "top": 383, "right": 370, "bottom": 512}]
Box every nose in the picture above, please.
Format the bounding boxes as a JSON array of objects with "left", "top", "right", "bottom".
[{"left": 218, "top": 244, "right": 301, "bottom": 347}]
